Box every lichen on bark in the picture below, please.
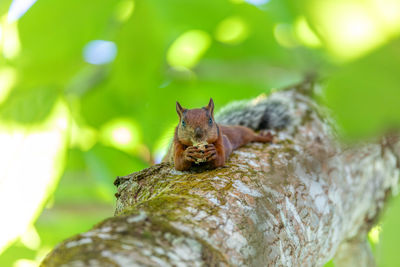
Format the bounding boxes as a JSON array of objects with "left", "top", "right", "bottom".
[{"left": 41, "top": 82, "right": 399, "bottom": 267}]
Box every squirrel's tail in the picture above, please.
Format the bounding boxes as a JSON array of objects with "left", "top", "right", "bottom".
[{"left": 215, "top": 93, "right": 291, "bottom": 131}]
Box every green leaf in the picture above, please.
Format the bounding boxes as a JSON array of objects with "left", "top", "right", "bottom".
[
  {"left": 15, "top": 0, "right": 119, "bottom": 85},
  {"left": 0, "top": 0, "right": 12, "bottom": 17},
  {"left": 324, "top": 39, "right": 400, "bottom": 139},
  {"left": 0, "top": 86, "right": 59, "bottom": 124}
]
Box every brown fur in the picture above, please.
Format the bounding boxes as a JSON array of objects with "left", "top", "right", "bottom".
[{"left": 167, "top": 98, "right": 273, "bottom": 171}]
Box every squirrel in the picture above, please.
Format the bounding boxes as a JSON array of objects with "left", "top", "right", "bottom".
[{"left": 164, "top": 98, "right": 276, "bottom": 171}]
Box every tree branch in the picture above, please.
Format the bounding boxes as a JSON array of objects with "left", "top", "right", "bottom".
[{"left": 41, "top": 83, "right": 400, "bottom": 267}]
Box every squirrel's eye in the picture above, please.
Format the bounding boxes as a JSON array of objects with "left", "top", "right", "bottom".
[
  {"left": 182, "top": 120, "right": 186, "bottom": 127},
  {"left": 209, "top": 118, "right": 213, "bottom": 125}
]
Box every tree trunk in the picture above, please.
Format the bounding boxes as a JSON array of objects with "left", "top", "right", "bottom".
[{"left": 41, "top": 82, "right": 400, "bottom": 267}]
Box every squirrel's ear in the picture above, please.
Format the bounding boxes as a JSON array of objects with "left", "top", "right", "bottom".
[
  {"left": 207, "top": 98, "right": 214, "bottom": 114},
  {"left": 176, "top": 101, "right": 184, "bottom": 118}
]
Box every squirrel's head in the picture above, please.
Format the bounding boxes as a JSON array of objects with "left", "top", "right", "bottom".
[{"left": 176, "top": 98, "right": 219, "bottom": 146}]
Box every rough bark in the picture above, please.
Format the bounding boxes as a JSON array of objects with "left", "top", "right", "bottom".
[{"left": 41, "top": 82, "right": 400, "bottom": 267}]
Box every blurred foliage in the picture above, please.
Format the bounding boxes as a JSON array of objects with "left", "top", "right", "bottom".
[{"left": 0, "top": 0, "right": 399, "bottom": 266}]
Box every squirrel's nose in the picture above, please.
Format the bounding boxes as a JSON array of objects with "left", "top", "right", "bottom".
[{"left": 194, "top": 127, "right": 203, "bottom": 139}]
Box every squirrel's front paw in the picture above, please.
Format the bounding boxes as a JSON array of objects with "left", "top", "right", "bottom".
[
  {"left": 184, "top": 146, "right": 203, "bottom": 162},
  {"left": 203, "top": 144, "right": 217, "bottom": 162}
]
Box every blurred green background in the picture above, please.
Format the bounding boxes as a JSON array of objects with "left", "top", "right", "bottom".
[{"left": 0, "top": 0, "right": 399, "bottom": 266}]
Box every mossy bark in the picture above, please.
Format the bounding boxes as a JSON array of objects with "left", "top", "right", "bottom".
[{"left": 41, "top": 83, "right": 400, "bottom": 267}]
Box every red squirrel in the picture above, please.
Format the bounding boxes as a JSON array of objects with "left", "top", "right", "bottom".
[{"left": 165, "top": 98, "right": 273, "bottom": 171}]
